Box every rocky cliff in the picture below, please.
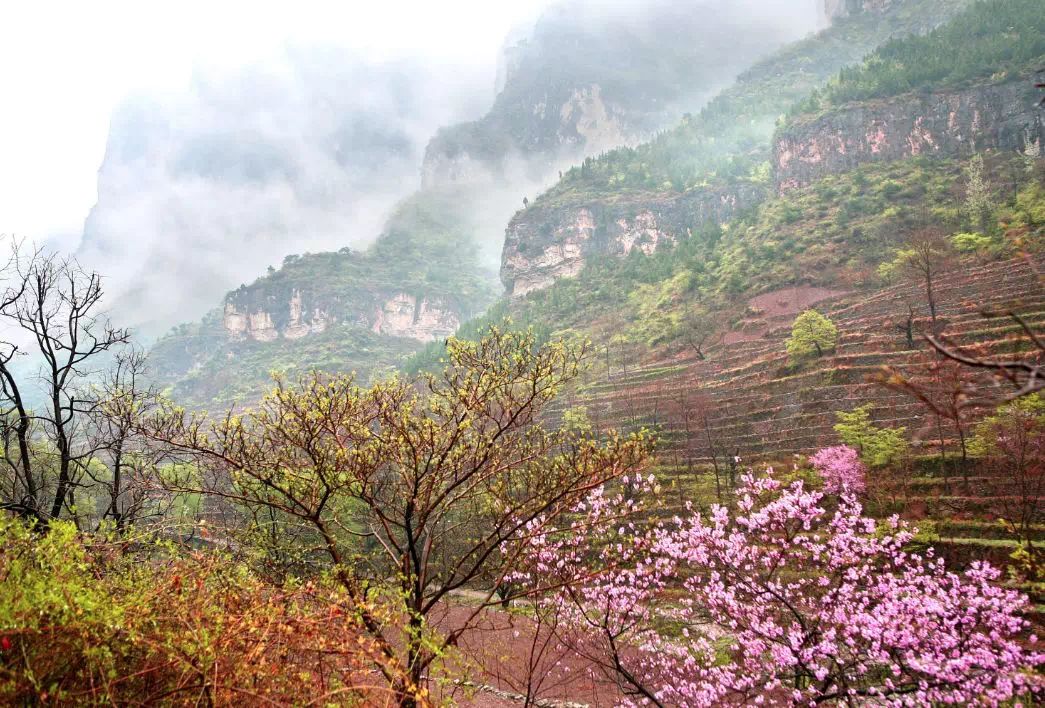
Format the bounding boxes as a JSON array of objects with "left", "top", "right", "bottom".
[
  {"left": 501, "top": 183, "right": 766, "bottom": 297},
  {"left": 421, "top": 0, "right": 819, "bottom": 189},
  {"left": 498, "top": 0, "right": 971, "bottom": 298},
  {"left": 822, "top": 0, "right": 899, "bottom": 22},
  {"left": 223, "top": 286, "right": 461, "bottom": 344},
  {"left": 775, "top": 76, "right": 1045, "bottom": 191}
]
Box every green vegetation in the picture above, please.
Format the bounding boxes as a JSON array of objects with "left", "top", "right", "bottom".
[
  {"left": 153, "top": 321, "right": 420, "bottom": 410},
  {"left": 0, "top": 519, "right": 374, "bottom": 703},
  {"left": 230, "top": 188, "right": 497, "bottom": 325},
  {"left": 538, "top": 0, "right": 971, "bottom": 199},
  {"left": 423, "top": 153, "right": 1039, "bottom": 376},
  {"left": 791, "top": 0, "right": 1045, "bottom": 116},
  {"left": 150, "top": 188, "right": 500, "bottom": 409},
  {"left": 786, "top": 310, "right": 838, "bottom": 363},
  {"left": 970, "top": 393, "right": 1045, "bottom": 457},
  {"left": 834, "top": 404, "right": 910, "bottom": 468}
]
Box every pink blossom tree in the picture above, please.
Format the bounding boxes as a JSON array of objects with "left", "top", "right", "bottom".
[
  {"left": 809, "top": 444, "right": 866, "bottom": 495},
  {"left": 516, "top": 465, "right": 1042, "bottom": 706}
]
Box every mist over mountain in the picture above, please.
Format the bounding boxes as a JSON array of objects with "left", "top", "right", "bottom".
[
  {"left": 75, "top": 47, "right": 491, "bottom": 337},
  {"left": 75, "top": 0, "right": 821, "bottom": 339}
]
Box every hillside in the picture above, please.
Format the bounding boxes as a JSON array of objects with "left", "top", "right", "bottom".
[
  {"left": 500, "top": 0, "right": 977, "bottom": 296},
  {"left": 6, "top": 3, "right": 1045, "bottom": 702},
  {"left": 147, "top": 0, "right": 825, "bottom": 408},
  {"left": 776, "top": 0, "right": 1045, "bottom": 188},
  {"left": 406, "top": 0, "right": 1045, "bottom": 602},
  {"left": 421, "top": 0, "right": 818, "bottom": 188},
  {"left": 529, "top": 0, "right": 972, "bottom": 203},
  {"left": 150, "top": 189, "right": 498, "bottom": 407}
]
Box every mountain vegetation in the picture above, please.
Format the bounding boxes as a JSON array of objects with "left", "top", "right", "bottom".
[
  {"left": 537, "top": 0, "right": 972, "bottom": 198},
  {"left": 791, "top": 0, "right": 1045, "bottom": 115}
]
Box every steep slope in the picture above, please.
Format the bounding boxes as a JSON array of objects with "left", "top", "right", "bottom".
[
  {"left": 148, "top": 0, "right": 824, "bottom": 408},
  {"left": 776, "top": 0, "right": 1045, "bottom": 188},
  {"left": 421, "top": 0, "right": 818, "bottom": 189},
  {"left": 500, "top": 0, "right": 975, "bottom": 296},
  {"left": 150, "top": 189, "right": 498, "bottom": 407}
]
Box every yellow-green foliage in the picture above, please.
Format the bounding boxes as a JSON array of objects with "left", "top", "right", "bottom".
[
  {"left": 627, "top": 270, "right": 694, "bottom": 345},
  {"left": 876, "top": 248, "right": 918, "bottom": 281},
  {"left": 785, "top": 310, "right": 838, "bottom": 363},
  {"left": 999, "top": 179, "right": 1045, "bottom": 252},
  {"left": 951, "top": 231, "right": 997, "bottom": 253},
  {"left": 0, "top": 520, "right": 375, "bottom": 705},
  {"left": 969, "top": 393, "right": 1045, "bottom": 457},
  {"left": 834, "top": 404, "right": 910, "bottom": 468}
]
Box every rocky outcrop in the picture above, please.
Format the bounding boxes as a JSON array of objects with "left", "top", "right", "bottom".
[
  {"left": 223, "top": 290, "right": 333, "bottom": 343},
  {"left": 223, "top": 287, "right": 460, "bottom": 344},
  {"left": 421, "top": 82, "right": 637, "bottom": 189},
  {"left": 421, "top": 0, "right": 817, "bottom": 189},
  {"left": 822, "top": 0, "right": 898, "bottom": 23},
  {"left": 501, "top": 183, "right": 767, "bottom": 297},
  {"left": 371, "top": 294, "right": 460, "bottom": 342},
  {"left": 775, "top": 77, "right": 1044, "bottom": 191}
]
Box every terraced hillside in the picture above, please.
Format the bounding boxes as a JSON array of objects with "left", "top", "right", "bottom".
[
  {"left": 559, "top": 255, "right": 1044, "bottom": 619},
  {"left": 563, "top": 257, "right": 1042, "bottom": 463}
]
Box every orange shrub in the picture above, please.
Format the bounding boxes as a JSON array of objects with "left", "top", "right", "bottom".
[{"left": 0, "top": 520, "right": 395, "bottom": 705}]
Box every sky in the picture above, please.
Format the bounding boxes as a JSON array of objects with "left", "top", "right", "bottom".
[{"left": 0, "top": 0, "right": 550, "bottom": 250}]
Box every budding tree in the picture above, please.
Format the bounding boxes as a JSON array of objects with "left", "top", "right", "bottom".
[
  {"left": 147, "top": 326, "right": 654, "bottom": 706},
  {"left": 0, "top": 243, "right": 130, "bottom": 524}
]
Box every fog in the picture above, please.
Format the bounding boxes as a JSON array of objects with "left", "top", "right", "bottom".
[
  {"left": 75, "top": 49, "right": 494, "bottom": 334},
  {"left": 1, "top": 0, "right": 824, "bottom": 337}
]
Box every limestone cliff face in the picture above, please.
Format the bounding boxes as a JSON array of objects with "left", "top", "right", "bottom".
[
  {"left": 774, "top": 77, "right": 1044, "bottom": 191},
  {"left": 370, "top": 294, "right": 460, "bottom": 342},
  {"left": 501, "top": 184, "right": 767, "bottom": 297},
  {"left": 223, "top": 290, "right": 332, "bottom": 343},
  {"left": 223, "top": 288, "right": 459, "bottom": 344}
]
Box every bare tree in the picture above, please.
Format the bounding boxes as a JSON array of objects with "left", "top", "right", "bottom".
[
  {"left": 0, "top": 245, "right": 130, "bottom": 523},
  {"left": 84, "top": 346, "right": 169, "bottom": 532},
  {"left": 928, "top": 309, "right": 1045, "bottom": 401},
  {"left": 894, "top": 300, "right": 916, "bottom": 349}
]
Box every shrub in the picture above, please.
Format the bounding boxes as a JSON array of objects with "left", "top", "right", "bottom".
[
  {"left": 834, "top": 404, "right": 909, "bottom": 468},
  {"left": 785, "top": 310, "right": 838, "bottom": 363},
  {"left": 0, "top": 520, "right": 379, "bottom": 705}
]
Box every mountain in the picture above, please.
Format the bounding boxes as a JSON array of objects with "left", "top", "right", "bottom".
[
  {"left": 147, "top": 0, "right": 823, "bottom": 408},
  {"left": 420, "top": 0, "right": 819, "bottom": 188},
  {"left": 500, "top": 0, "right": 979, "bottom": 296},
  {"left": 415, "top": 0, "right": 1045, "bottom": 551},
  {"left": 76, "top": 48, "right": 490, "bottom": 337},
  {"left": 149, "top": 189, "right": 498, "bottom": 406}
]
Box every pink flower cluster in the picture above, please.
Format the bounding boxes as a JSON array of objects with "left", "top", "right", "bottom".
[
  {"left": 809, "top": 444, "right": 866, "bottom": 495},
  {"left": 516, "top": 459, "right": 1042, "bottom": 706}
]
